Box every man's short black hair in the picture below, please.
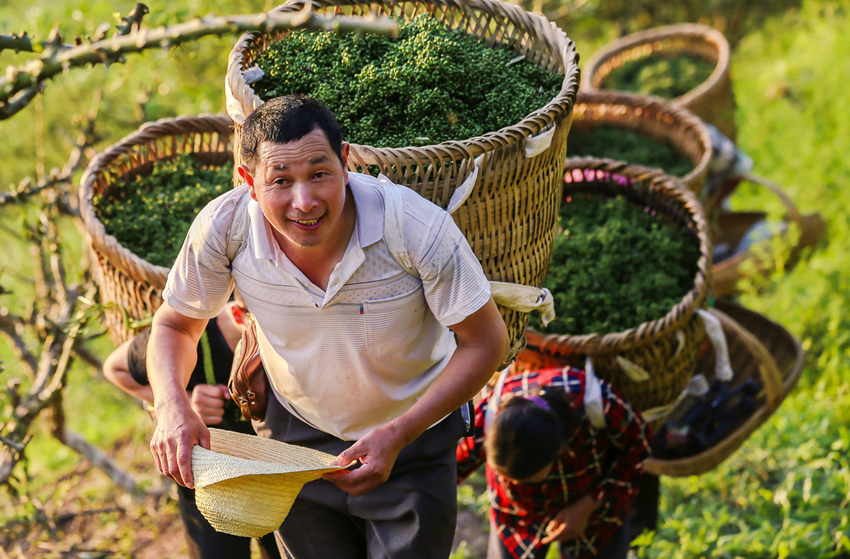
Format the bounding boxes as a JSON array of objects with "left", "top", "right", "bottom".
[{"left": 240, "top": 95, "right": 344, "bottom": 172}]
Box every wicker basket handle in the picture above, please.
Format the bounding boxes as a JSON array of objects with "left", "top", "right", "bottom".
[{"left": 740, "top": 171, "right": 804, "bottom": 225}]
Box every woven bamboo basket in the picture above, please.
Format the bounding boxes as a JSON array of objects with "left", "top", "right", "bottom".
[
  {"left": 570, "top": 90, "right": 712, "bottom": 195},
  {"left": 582, "top": 23, "right": 736, "bottom": 142},
  {"left": 644, "top": 300, "right": 803, "bottom": 477},
  {"left": 79, "top": 114, "right": 235, "bottom": 346},
  {"left": 225, "top": 0, "right": 580, "bottom": 363},
  {"left": 713, "top": 173, "right": 826, "bottom": 297},
  {"left": 513, "top": 158, "right": 712, "bottom": 414}
]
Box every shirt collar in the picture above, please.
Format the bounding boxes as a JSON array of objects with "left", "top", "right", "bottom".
[{"left": 247, "top": 171, "right": 384, "bottom": 262}]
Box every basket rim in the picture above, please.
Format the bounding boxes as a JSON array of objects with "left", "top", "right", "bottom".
[
  {"left": 225, "top": 0, "right": 580, "bottom": 161},
  {"left": 78, "top": 113, "right": 235, "bottom": 290},
  {"left": 572, "top": 89, "right": 713, "bottom": 193},
  {"left": 581, "top": 22, "right": 731, "bottom": 109},
  {"left": 526, "top": 156, "right": 712, "bottom": 355}
]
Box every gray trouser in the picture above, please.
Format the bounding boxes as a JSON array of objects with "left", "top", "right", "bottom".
[{"left": 254, "top": 395, "right": 466, "bottom": 559}]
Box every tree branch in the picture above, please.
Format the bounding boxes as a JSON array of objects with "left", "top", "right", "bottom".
[
  {"left": 0, "top": 7, "right": 400, "bottom": 114},
  {"left": 61, "top": 430, "right": 149, "bottom": 500},
  {"left": 0, "top": 309, "right": 38, "bottom": 376}
]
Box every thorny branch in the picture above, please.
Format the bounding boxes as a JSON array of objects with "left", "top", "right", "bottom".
[
  {"left": 0, "top": 3, "right": 400, "bottom": 119},
  {"left": 0, "top": 96, "right": 100, "bottom": 213},
  {"left": 0, "top": 199, "right": 145, "bottom": 498}
]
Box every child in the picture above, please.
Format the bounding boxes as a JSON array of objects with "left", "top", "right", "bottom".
[
  {"left": 457, "top": 366, "right": 650, "bottom": 559},
  {"left": 103, "top": 299, "right": 280, "bottom": 559}
]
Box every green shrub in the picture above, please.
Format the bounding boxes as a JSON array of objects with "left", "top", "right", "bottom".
[
  {"left": 568, "top": 124, "right": 695, "bottom": 177},
  {"left": 94, "top": 155, "right": 233, "bottom": 268},
  {"left": 530, "top": 193, "right": 700, "bottom": 336},
  {"left": 603, "top": 52, "right": 715, "bottom": 99},
  {"left": 251, "top": 15, "right": 563, "bottom": 147}
]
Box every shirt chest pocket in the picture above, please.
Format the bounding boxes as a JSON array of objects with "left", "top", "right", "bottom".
[{"left": 363, "top": 287, "right": 429, "bottom": 358}]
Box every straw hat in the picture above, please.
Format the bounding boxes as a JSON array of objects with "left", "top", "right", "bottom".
[{"left": 192, "top": 428, "right": 342, "bottom": 537}]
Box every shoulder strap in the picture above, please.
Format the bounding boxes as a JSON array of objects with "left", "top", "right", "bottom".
[
  {"left": 225, "top": 189, "right": 253, "bottom": 263},
  {"left": 374, "top": 174, "right": 420, "bottom": 279}
]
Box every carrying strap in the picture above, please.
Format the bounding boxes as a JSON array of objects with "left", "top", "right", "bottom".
[{"left": 225, "top": 189, "right": 253, "bottom": 264}]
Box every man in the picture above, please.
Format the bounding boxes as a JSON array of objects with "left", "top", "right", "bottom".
[
  {"left": 147, "top": 95, "right": 509, "bottom": 558},
  {"left": 103, "top": 299, "right": 280, "bottom": 559}
]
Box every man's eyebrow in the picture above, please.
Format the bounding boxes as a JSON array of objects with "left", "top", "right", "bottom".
[{"left": 270, "top": 156, "right": 329, "bottom": 171}]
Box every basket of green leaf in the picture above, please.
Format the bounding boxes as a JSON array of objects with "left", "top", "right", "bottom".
[
  {"left": 569, "top": 91, "right": 712, "bottom": 195},
  {"left": 514, "top": 158, "right": 712, "bottom": 416},
  {"left": 581, "top": 23, "right": 736, "bottom": 141},
  {"left": 226, "top": 0, "right": 580, "bottom": 363},
  {"left": 79, "top": 114, "right": 235, "bottom": 345}
]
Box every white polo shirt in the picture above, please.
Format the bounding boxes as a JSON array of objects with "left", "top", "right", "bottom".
[{"left": 162, "top": 173, "right": 491, "bottom": 440}]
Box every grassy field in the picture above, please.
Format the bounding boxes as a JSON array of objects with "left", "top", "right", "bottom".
[{"left": 1, "top": 0, "right": 849, "bottom": 557}]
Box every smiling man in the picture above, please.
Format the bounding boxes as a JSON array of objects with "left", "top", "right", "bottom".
[{"left": 147, "top": 95, "right": 509, "bottom": 558}]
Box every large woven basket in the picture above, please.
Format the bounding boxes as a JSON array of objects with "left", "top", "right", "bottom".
[
  {"left": 713, "top": 173, "right": 826, "bottom": 297},
  {"left": 79, "top": 114, "right": 235, "bottom": 346},
  {"left": 582, "top": 23, "right": 736, "bottom": 142},
  {"left": 513, "top": 158, "right": 712, "bottom": 414},
  {"left": 644, "top": 300, "right": 803, "bottom": 477},
  {"left": 225, "top": 0, "right": 580, "bottom": 362},
  {"left": 570, "top": 90, "right": 712, "bottom": 195}
]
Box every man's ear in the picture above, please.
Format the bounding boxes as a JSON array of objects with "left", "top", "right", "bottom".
[
  {"left": 238, "top": 164, "right": 258, "bottom": 201},
  {"left": 340, "top": 142, "right": 350, "bottom": 183}
]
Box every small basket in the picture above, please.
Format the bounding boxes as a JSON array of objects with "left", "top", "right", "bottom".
[
  {"left": 582, "top": 23, "right": 736, "bottom": 141},
  {"left": 712, "top": 173, "right": 826, "bottom": 297},
  {"left": 513, "top": 158, "right": 712, "bottom": 413},
  {"left": 644, "top": 300, "right": 803, "bottom": 477},
  {"left": 225, "top": 0, "right": 581, "bottom": 363},
  {"left": 570, "top": 90, "right": 712, "bottom": 195},
  {"left": 78, "top": 114, "right": 235, "bottom": 346}
]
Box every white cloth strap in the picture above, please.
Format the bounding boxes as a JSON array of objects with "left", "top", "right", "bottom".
[
  {"left": 696, "top": 309, "right": 733, "bottom": 381},
  {"left": 583, "top": 358, "right": 606, "bottom": 429},
  {"left": 484, "top": 366, "right": 512, "bottom": 431}
]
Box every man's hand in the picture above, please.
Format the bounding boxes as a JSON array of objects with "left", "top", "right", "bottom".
[
  {"left": 150, "top": 397, "right": 210, "bottom": 489},
  {"left": 190, "top": 384, "right": 231, "bottom": 425},
  {"left": 541, "top": 494, "right": 601, "bottom": 544},
  {"left": 321, "top": 423, "right": 408, "bottom": 496}
]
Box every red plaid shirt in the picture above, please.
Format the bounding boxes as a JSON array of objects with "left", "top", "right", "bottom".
[{"left": 457, "top": 368, "right": 651, "bottom": 559}]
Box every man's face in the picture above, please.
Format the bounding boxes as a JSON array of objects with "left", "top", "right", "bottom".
[{"left": 241, "top": 128, "right": 350, "bottom": 251}]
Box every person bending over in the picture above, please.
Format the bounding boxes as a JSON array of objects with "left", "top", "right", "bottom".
[
  {"left": 457, "top": 367, "right": 650, "bottom": 559},
  {"left": 103, "top": 300, "right": 280, "bottom": 559}
]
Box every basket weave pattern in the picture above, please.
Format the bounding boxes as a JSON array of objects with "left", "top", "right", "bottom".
[
  {"left": 582, "top": 23, "right": 736, "bottom": 141},
  {"left": 226, "top": 0, "right": 581, "bottom": 362},
  {"left": 571, "top": 90, "right": 712, "bottom": 195},
  {"left": 514, "top": 158, "right": 712, "bottom": 412},
  {"left": 79, "top": 114, "right": 235, "bottom": 345}
]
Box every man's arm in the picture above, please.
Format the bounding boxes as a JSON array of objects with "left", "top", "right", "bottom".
[
  {"left": 147, "top": 302, "right": 210, "bottom": 489},
  {"left": 103, "top": 339, "right": 155, "bottom": 404},
  {"left": 324, "top": 297, "right": 508, "bottom": 496}
]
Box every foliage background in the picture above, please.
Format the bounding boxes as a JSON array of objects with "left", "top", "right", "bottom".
[{"left": 1, "top": 0, "right": 848, "bottom": 557}]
